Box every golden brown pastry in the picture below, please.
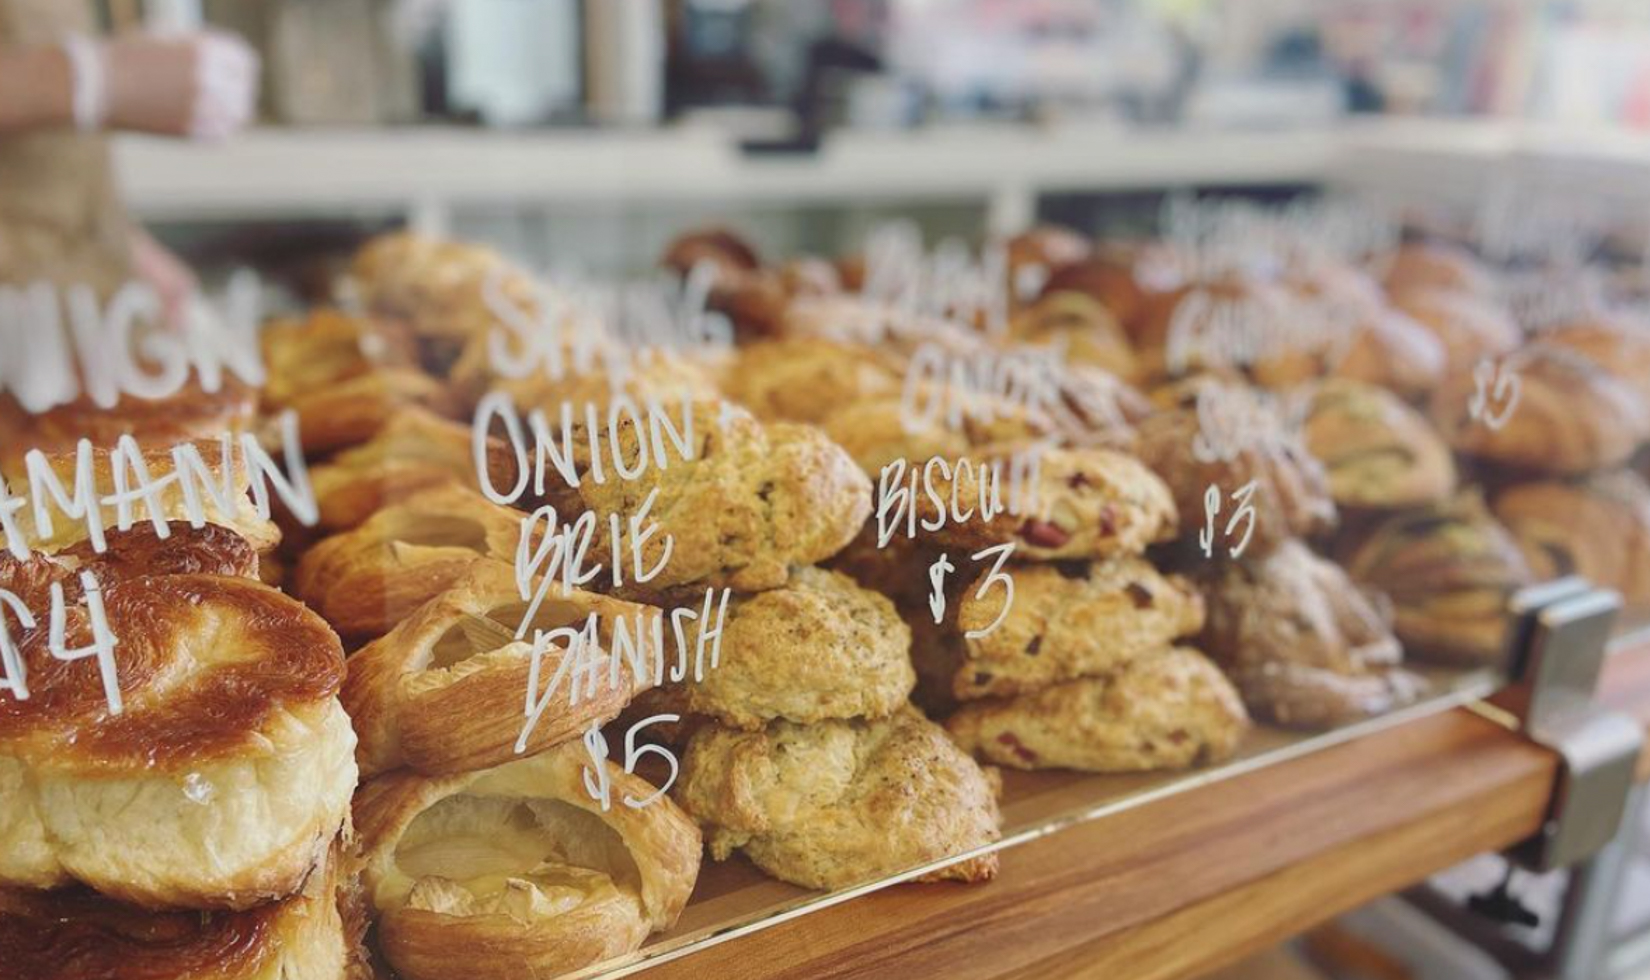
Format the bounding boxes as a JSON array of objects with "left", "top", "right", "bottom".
[
  {"left": 0, "top": 575, "right": 355, "bottom": 909},
  {"left": 257, "top": 307, "right": 421, "bottom": 406},
  {"left": 1006, "top": 291, "right": 1141, "bottom": 381},
  {"left": 1338, "top": 493, "right": 1534, "bottom": 666},
  {"left": 3, "top": 440, "right": 282, "bottom": 556},
  {"left": 0, "top": 522, "right": 259, "bottom": 612},
  {"left": 279, "top": 368, "right": 459, "bottom": 456},
  {"left": 1037, "top": 252, "right": 1159, "bottom": 334},
  {"left": 293, "top": 484, "right": 522, "bottom": 639},
  {"left": 819, "top": 392, "right": 1055, "bottom": 476},
  {"left": 307, "top": 408, "right": 518, "bottom": 532},
  {"left": 1196, "top": 539, "right": 1427, "bottom": 729},
  {"left": 1329, "top": 307, "right": 1447, "bottom": 400},
  {"left": 947, "top": 646, "right": 1248, "bottom": 772},
  {"left": 1003, "top": 225, "right": 1091, "bottom": 296},
  {"left": 0, "top": 845, "right": 355, "bottom": 980},
  {"left": 1131, "top": 277, "right": 1314, "bottom": 384},
  {"left": 0, "top": 375, "right": 257, "bottom": 467},
  {"left": 1294, "top": 379, "right": 1456, "bottom": 509},
  {"left": 343, "top": 561, "right": 660, "bottom": 778},
  {"left": 934, "top": 556, "right": 1204, "bottom": 700},
  {"left": 680, "top": 566, "right": 915, "bottom": 729},
  {"left": 674, "top": 707, "right": 1000, "bottom": 890},
  {"left": 1430, "top": 343, "right": 1649, "bottom": 475},
  {"left": 1378, "top": 241, "right": 1496, "bottom": 298},
  {"left": 721, "top": 336, "right": 904, "bottom": 424},
  {"left": 661, "top": 226, "right": 762, "bottom": 279},
  {"left": 532, "top": 400, "right": 871, "bottom": 596},
  {"left": 1387, "top": 285, "right": 1521, "bottom": 378},
  {"left": 1493, "top": 470, "right": 1650, "bottom": 607},
  {"left": 355, "top": 744, "right": 700, "bottom": 980},
  {"left": 1135, "top": 384, "right": 1336, "bottom": 558},
  {"left": 1540, "top": 313, "right": 1650, "bottom": 406},
  {"left": 349, "top": 231, "right": 545, "bottom": 345}
]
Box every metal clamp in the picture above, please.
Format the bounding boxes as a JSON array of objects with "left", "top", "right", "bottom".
[{"left": 1503, "top": 578, "right": 1644, "bottom": 872}]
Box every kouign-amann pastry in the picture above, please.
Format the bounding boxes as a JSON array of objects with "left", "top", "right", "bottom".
[
  {"left": 307, "top": 408, "right": 518, "bottom": 532},
  {"left": 0, "top": 377, "right": 257, "bottom": 464},
  {"left": 1136, "top": 390, "right": 1336, "bottom": 558},
  {"left": 0, "top": 845, "right": 355, "bottom": 980},
  {"left": 0, "top": 522, "right": 259, "bottom": 610},
  {"left": 3, "top": 440, "right": 281, "bottom": 555},
  {"left": 294, "top": 484, "right": 523, "bottom": 639},
  {"left": 534, "top": 400, "right": 871, "bottom": 595},
  {"left": 1430, "top": 343, "right": 1649, "bottom": 475},
  {"left": 1196, "top": 539, "right": 1427, "bottom": 729},
  {"left": 946, "top": 556, "right": 1204, "bottom": 699},
  {"left": 1295, "top": 379, "right": 1456, "bottom": 509},
  {"left": 1493, "top": 470, "right": 1650, "bottom": 607},
  {"left": 721, "top": 336, "right": 904, "bottom": 424},
  {"left": 355, "top": 744, "right": 700, "bottom": 980},
  {"left": 343, "top": 561, "right": 660, "bottom": 778},
  {"left": 1387, "top": 286, "right": 1521, "bottom": 378},
  {"left": 681, "top": 566, "right": 915, "bottom": 729},
  {"left": 1339, "top": 493, "right": 1534, "bottom": 667},
  {"left": 674, "top": 707, "right": 1001, "bottom": 890},
  {"left": 947, "top": 647, "right": 1247, "bottom": 772},
  {"left": 1378, "top": 241, "right": 1496, "bottom": 298},
  {"left": 0, "top": 574, "right": 355, "bottom": 909}
]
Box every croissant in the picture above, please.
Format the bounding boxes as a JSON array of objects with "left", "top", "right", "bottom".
[
  {"left": 0, "top": 376, "right": 257, "bottom": 468},
  {"left": 280, "top": 368, "right": 460, "bottom": 456},
  {"left": 294, "top": 484, "right": 524, "bottom": 640},
  {"left": 3, "top": 440, "right": 281, "bottom": 556},
  {"left": 355, "top": 743, "right": 700, "bottom": 980},
  {"left": 258, "top": 308, "right": 421, "bottom": 408},
  {"left": 0, "top": 574, "right": 355, "bottom": 909},
  {"left": 1493, "top": 470, "right": 1650, "bottom": 607},
  {"left": 308, "top": 408, "right": 519, "bottom": 532},
  {"left": 0, "top": 843, "right": 356, "bottom": 980},
  {"left": 1430, "top": 343, "right": 1649, "bottom": 475},
  {"left": 343, "top": 561, "right": 660, "bottom": 778}
]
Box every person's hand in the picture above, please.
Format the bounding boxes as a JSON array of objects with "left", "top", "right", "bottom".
[
  {"left": 102, "top": 30, "right": 258, "bottom": 140},
  {"left": 130, "top": 228, "right": 197, "bottom": 329}
]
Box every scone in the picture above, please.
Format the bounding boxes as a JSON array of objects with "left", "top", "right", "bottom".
[
  {"left": 681, "top": 566, "right": 915, "bottom": 729},
  {"left": 533, "top": 399, "right": 871, "bottom": 595},
  {"left": 947, "top": 647, "right": 1248, "bottom": 772},
  {"left": 355, "top": 743, "right": 700, "bottom": 980},
  {"left": 0, "top": 574, "right": 355, "bottom": 909},
  {"left": 0, "top": 844, "right": 355, "bottom": 980},
  {"left": 674, "top": 706, "right": 1001, "bottom": 890},
  {"left": 1294, "top": 379, "right": 1456, "bottom": 509},
  {"left": 1136, "top": 386, "right": 1336, "bottom": 558},
  {"left": 343, "top": 561, "right": 660, "bottom": 778},
  {"left": 721, "top": 336, "right": 904, "bottom": 424},
  {"left": 1430, "top": 343, "right": 1649, "bottom": 475},
  {"left": 294, "top": 484, "right": 523, "bottom": 639},
  {"left": 1338, "top": 493, "right": 1534, "bottom": 666},
  {"left": 1196, "top": 539, "right": 1427, "bottom": 729},
  {"left": 1493, "top": 470, "right": 1650, "bottom": 607},
  {"left": 944, "top": 556, "right": 1204, "bottom": 700},
  {"left": 307, "top": 408, "right": 519, "bottom": 532}
]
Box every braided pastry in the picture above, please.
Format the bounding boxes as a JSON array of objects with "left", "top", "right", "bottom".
[
  {"left": 1493, "top": 470, "right": 1650, "bottom": 607},
  {"left": 355, "top": 743, "right": 700, "bottom": 980},
  {"left": 294, "top": 484, "right": 523, "bottom": 640},
  {"left": 1295, "top": 379, "right": 1456, "bottom": 510},
  {"left": 0, "top": 573, "right": 355, "bottom": 909},
  {"left": 343, "top": 561, "right": 660, "bottom": 778}
]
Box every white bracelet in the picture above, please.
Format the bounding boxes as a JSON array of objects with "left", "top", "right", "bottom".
[{"left": 59, "top": 34, "right": 107, "bottom": 132}]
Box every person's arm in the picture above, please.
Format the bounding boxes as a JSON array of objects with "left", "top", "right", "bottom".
[{"left": 0, "top": 46, "right": 74, "bottom": 135}]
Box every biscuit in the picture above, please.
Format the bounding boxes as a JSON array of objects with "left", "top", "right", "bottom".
[
  {"left": 947, "top": 646, "right": 1247, "bottom": 772},
  {"left": 674, "top": 706, "right": 1001, "bottom": 890}
]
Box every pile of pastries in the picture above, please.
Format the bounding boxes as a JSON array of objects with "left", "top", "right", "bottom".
[{"left": 2, "top": 210, "right": 1648, "bottom": 980}]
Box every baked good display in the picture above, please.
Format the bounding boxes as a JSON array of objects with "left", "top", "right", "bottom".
[
  {"left": 721, "top": 336, "right": 904, "bottom": 424},
  {"left": 1194, "top": 539, "right": 1427, "bottom": 728},
  {"left": 1378, "top": 240, "right": 1496, "bottom": 298},
  {"left": 678, "top": 566, "right": 915, "bottom": 729},
  {"left": 1006, "top": 291, "right": 1141, "bottom": 381},
  {"left": 1539, "top": 313, "right": 1650, "bottom": 406},
  {"left": 531, "top": 399, "right": 872, "bottom": 596},
  {"left": 1294, "top": 379, "right": 1456, "bottom": 509},
  {"left": 293, "top": 484, "right": 523, "bottom": 639},
  {"left": 947, "top": 646, "right": 1247, "bottom": 772},
  {"left": 354, "top": 743, "right": 700, "bottom": 980},
  {"left": 674, "top": 706, "right": 1001, "bottom": 890},
  {"left": 0, "top": 845, "right": 357, "bottom": 980},
  {"left": 0, "top": 377, "right": 257, "bottom": 465},
  {"left": 1430, "top": 343, "right": 1650, "bottom": 475},
  {"left": 1329, "top": 307, "right": 1447, "bottom": 400},
  {"left": 1338, "top": 493, "right": 1534, "bottom": 667},
  {"left": 1492, "top": 470, "right": 1650, "bottom": 607},
  {"left": 343, "top": 560, "right": 660, "bottom": 777},
  {"left": 0, "top": 572, "right": 354, "bottom": 909},
  {"left": 1387, "top": 285, "right": 1521, "bottom": 378},
  {"left": 348, "top": 231, "right": 544, "bottom": 348}
]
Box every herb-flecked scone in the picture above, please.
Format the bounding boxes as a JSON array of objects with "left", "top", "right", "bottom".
[
  {"left": 673, "top": 707, "right": 1002, "bottom": 890},
  {"left": 1195, "top": 539, "right": 1427, "bottom": 729},
  {"left": 532, "top": 400, "right": 872, "bottom": 596},
  {"left": 1294, "top": 379, "right": 1456, "bottom": 510},
  {"left": 1338, "top": 493, "right": 1534, "bottom": 667},
  {"left": 945, "top": 556, "right": 1204, "bottom": 699},
  {"left": 721, "top": 336, "right": 904, "bottom": 424},
  {"left": 681, "top": 567, "right": 915, "bottom": 729},
  {"left": 947, "top": 646, "right": 1248, "bottom": 772},
  {"left": 1493, "top": 470, "right": 1650, "bottom": 607}
]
